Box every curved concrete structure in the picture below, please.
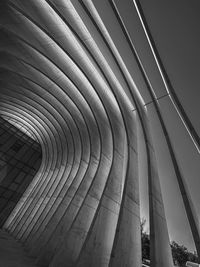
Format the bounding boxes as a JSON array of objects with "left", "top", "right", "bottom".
[{"left": 0, "top": 1, "right": 198, "bottom": 267}]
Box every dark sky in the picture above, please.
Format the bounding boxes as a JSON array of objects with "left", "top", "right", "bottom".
[
  {"left": 140, "top": 0, "right": 200, "bottom": 131},
  {"left": 113, "top": 0, "right": 200, "bottom": 251},
  {"left": 137, "top": 0, "right": 200, "bottom": 252}
]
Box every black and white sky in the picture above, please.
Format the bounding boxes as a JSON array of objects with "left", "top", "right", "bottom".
[{"left": 113, "top": 0, "right": 200, "bottom": 252}]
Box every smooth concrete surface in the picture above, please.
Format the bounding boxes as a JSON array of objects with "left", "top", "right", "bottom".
[
  {"left": 0, "top": 0, "right": 198, "bottom": 267},
  {"left": 0, "top": 229, "right": 38, "bottom": 267}
]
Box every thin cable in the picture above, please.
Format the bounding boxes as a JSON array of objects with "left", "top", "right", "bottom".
[{"left": 132, "top": 0, "right": 200, "bottom": 154}]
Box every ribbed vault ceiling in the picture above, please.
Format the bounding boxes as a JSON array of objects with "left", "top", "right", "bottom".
[{"left": 0, "top": 1, "right": 184, "bottom": 267}]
